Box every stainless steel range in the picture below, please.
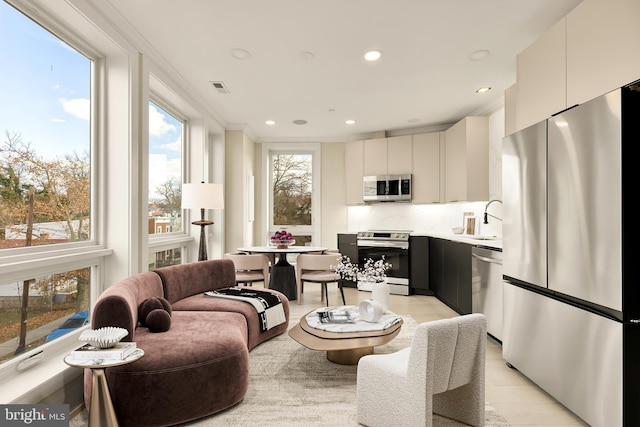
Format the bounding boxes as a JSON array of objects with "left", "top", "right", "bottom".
[{"left": 356, "top": 230, "right": 411, "bottom": 295}]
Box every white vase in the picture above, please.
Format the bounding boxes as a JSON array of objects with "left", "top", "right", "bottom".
[{"left": 371, "top": 280, "right": 390, "bottom": 313}]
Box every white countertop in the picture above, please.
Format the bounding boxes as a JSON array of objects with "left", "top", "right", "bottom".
[{"left": 411, "top": 232, "right": 502, "bottom": 250}]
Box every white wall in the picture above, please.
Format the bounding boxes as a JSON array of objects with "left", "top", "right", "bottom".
[
  {"left": 224, "top": 130, "right": 255, "bottom": 253},
  {"left": 320, "top": 143, "right": 348, "bottom": 249}
]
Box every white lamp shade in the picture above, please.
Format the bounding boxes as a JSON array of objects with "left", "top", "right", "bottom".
[{"left": 182, "top": 183, "right": 224, "bottom": 210}]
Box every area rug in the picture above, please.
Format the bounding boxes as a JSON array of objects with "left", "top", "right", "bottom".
[{"left": 70, "top": 312, "right": 510, "bottom": 426}]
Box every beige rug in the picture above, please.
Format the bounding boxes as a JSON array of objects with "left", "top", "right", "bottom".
[{"left": 71, "top": 312, "right": 510, "bottom": 426}]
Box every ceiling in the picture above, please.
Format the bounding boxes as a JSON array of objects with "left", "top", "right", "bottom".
[{"left": 95, "top": 0, "right": 582, "bottom": 143}]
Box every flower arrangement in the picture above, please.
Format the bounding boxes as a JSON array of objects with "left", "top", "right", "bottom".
[{"left": 332, "top": 255, "right": 391, "bottom": 284}]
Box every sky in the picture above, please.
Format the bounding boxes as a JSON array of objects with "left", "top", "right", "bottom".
[{"left": 0, "top": 1, "right": 181, "bottom": 200}]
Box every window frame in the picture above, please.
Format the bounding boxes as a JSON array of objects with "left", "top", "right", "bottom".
[
  {"left": 147, "top": 97, "right": 187, "bottom": 241},
  {"left": 0, "top": 0, "right": 111, "bottom": 384},
  {"left": 146, "top": 81, "right": 199, "bottom": 262}
]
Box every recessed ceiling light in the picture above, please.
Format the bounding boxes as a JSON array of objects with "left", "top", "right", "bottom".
[
  {"left": 476, "top": 87, "right": 492, "bottom": 94},
  {"left": 364, "top": 50, "right": 382, "bottom": 61},
  {"left": 265, "top": 120, "right": 275, "bottom": 125},
  {"left": 468, "top": 50, "right": 490, "bottom": 61},
  {"left": 345, "top": 119, "right": 356, "bottom": 125},
  {"left": 407, "top": 118, "right": 421, "bottom": 124},
  {"left": 293, "top": 119, "right": 307, "bottom": 125},
  {"left": 230, "top": 48, "right": 251, "bottom": 60}
]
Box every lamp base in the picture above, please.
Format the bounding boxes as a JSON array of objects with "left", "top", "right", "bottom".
[{"left": 193, "top": 220, "right": 214, "bottom": 261}]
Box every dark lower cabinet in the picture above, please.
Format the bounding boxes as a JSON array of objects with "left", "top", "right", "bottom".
[
  {"left": 428, "top": 237, "right": 471, "bottom": 314},
  {"left": 337, "top": 233, "right": 358, "bottom": 288},
  {"left": 410, "top": 236, "right": 431, "bottom": 295}
]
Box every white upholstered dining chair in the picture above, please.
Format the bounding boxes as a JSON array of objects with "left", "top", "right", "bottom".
[
  {"left": 356, "top": 313, "right": 487, "bottom": 427},
  {"left": 295, "top": 253, "right": 345, "bottom": 306},
  {"left": 224, "top": 252, "right": 270, "bottom": 288}
]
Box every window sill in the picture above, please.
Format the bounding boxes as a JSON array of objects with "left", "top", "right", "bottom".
[{"left": 0, "top": 347, "right": 83, "bottom": 404}]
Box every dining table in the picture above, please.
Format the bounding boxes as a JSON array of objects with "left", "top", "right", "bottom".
[{"left": 236, "top": 245, "right": 328, "bottom": 300}]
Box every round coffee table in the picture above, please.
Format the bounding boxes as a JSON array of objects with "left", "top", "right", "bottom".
[{"left": 288, "top": 309, "right": 403, "bottom": 365}]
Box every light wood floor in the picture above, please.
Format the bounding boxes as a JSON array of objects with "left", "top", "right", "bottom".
[{"left": 287, "top": 284, "right": 589, "bottom": 427}]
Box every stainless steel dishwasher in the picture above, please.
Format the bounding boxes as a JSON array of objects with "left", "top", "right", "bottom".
[{"left": 471, "top": 246, "right": 503, "bottom": 342}]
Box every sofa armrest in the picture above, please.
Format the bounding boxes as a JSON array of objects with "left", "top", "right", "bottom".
[{"left": 92, "top": 271, "right": 164, "bottom": 340}]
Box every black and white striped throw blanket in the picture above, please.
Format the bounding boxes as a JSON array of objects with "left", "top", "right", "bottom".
[{"left": 204, "top": 287, "right": 286, "bottom": 332}]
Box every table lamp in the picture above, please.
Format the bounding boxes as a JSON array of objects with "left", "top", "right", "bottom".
[{"left": 182, "top": 182, "right": 224, "bottom": 261}]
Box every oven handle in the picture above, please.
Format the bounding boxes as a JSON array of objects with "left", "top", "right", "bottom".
[{"left": 357, "top": 240, "right": 409, "bottom": 249}]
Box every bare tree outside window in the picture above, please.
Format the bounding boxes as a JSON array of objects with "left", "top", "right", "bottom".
[{"left": 272, "top": 153, "right": 312, "bottom": 226}]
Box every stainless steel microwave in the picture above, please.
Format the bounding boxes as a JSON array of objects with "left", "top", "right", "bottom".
[{"left": 363, "top": 174, "right": 411, "bottom": 202}]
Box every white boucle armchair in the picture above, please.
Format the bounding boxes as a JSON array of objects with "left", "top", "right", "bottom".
[{"left": 356, "top": 313, "right": 487, "bottom": 427}]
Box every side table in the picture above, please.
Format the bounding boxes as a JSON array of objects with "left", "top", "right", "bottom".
[{"left": 64, "top": 348, "right": 144, "bottom": 427}]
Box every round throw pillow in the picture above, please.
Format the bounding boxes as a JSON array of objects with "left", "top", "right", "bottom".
[
  {"left": 138, "top": 297, "right": 171, "bottom": 327},
  {"left": 146, "top": 308, "right": 171, "bottom": 332}
]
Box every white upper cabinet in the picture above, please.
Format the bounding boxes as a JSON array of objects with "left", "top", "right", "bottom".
[
  {"left": 345, "top": 140, "right": 365, "bottom": 205},
  {"left": 444, "top": 117, "right": 489, "bottom": 202},
  {"left": 363, "top": 138, "right": 387, "bottom": 176},
  {"left": 516, "top": 18, "right": 567, "bottom": 131},
  {"left": 387, "top": 135, "right": 413, "bottom": 174},
  {"left": 513, "top": 0, "right": 640, "bottom": 133},
  {"left": 363, "top": 136, "right": 413, "bottom": 176},
  {"left": 504, "top": 84, "right": 518, "bottom": 136},
  {"left": 412, "top": 132, "right": 441, "bottom": 204},
  {"left": 566, "top": 0, "right": 640, "bottom": 106}
]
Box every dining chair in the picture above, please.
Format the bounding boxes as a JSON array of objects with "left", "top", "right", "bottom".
[
  {"left": 224, "top": 252, "right": 270, "bottom": 288},
  {"left": 295, "top": 253, "right": 345, "bottom": 306},
  {"left": 356, "top": 313, "right": 487, "bottom": 427}
]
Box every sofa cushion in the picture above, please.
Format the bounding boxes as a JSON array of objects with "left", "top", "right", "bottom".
[
  {"left": 91, "top": 272, "right": 164, "bottom": 341},
  {"left": 145, "top": 309, "right": 171, "bottom": 332},
  {"left": 138, "top": 297, "right": 172, "bottom": 327},
  {"left": 171, "top": 287, "right": 290, "bottom": 350},
  {"left": 154, "top": 259, "right": 236, "bottom": 304}
]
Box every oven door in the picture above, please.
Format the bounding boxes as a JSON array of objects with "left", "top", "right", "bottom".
[{"left": 357, "top": 240, "right": 409, "bottom": 295}]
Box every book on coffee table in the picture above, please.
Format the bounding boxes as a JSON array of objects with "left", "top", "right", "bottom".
[
  {"left": 70, "top": 342, "right": 137, "bottom": 360},
  {"left": 317, "top": 307, "right": 356, "bottom": 324}
]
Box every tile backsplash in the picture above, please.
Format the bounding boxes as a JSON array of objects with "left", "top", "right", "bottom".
[{"left": 347, "top": 201, "right": 502, "bottom": 237}]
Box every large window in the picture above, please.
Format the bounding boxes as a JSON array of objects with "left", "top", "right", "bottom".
[
  {"left": 148, "top": 101, "right": 183, "bottom": 236},
  {"left": 0, "top": 1, "right": 93, "bottom": 365},
  {"left": 0, "top": 2, "right": 91, "bottom": 248},
  {"left": 268, "top": 147, "right": 319, "bottom": 245}
]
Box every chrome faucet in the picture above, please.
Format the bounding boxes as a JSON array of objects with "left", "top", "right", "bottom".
[{"left": 483, "top": 199, "right": 503, "bottom": 224}]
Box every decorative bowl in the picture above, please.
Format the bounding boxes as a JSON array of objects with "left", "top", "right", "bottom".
[
  {"left": 270, "top": 238, "right": 295, "bottom": 249},
  {"left": 452, "top": 227, "right": 464, "bottom": 235},
  {"left": 79, "top": 326, "right": 128, "bottom": 349}
]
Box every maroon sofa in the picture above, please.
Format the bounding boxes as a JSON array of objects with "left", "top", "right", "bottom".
[{"left": 84, "top": 259, "right": 290, "bottom": 427}]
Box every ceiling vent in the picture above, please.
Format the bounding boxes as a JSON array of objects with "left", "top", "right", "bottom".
[{"left": 209, "top": 81, "right": 230, "bottom": 94}]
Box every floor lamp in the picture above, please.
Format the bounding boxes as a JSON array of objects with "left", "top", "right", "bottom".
[{"left": 182, "top": 182, "right": 224, "bottom": 261}]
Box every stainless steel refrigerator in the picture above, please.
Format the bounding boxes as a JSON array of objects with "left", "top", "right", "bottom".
[{"left": 502, "top": 82, "right": 640, "bottom": 427}]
